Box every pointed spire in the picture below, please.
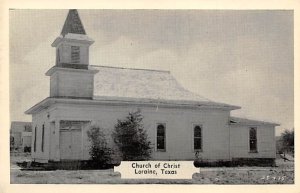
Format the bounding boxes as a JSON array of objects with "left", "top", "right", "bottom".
[{"left": 61, "top": 9, "right": 86, "bottom": 36}]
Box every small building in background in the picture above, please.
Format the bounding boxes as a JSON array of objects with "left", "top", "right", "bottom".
[{"left": 10, "top": 121, "right": 32, "bottom": 152}]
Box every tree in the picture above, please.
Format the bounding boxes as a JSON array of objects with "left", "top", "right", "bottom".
[
  {"left": 282, "top": 129, "right": 294, "bottom": 146},
  {"left": 281, "top": 128, "right": 294, "bottom": 153},
  {"left": 112, "top": 110, "right": 152, "bottom": 161},
  {"left": 87, "top": 126, "right": 112, "bottom": 168}
]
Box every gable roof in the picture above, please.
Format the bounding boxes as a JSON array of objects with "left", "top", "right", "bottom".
[
  {"left": 91, "top": 65, "right": 240, "bottom": 109},
  {"left": 61, "top": 9, "right": 86, "bottom": 36},
  {"left": 230, "top": 116, "right": 280, "bottom": 126}
]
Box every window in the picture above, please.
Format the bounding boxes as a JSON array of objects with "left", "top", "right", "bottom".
[
  {"left": 71, "top": 46, "right": 80, "bottom": 63},
  {"left": 34, "top": 126, "right": 37, "bottom": 152},
  {"left": 157, "top": 124, "right": 166, "bottom": 151},
  {"left": 194, "top": 125, "right": 202, "bottom": 151},
  {"left": 41, "top": 124, "right": 45, "bottom": 152},
  {"left": 249, "top": 127, "right": 257, "bottom": 152}
]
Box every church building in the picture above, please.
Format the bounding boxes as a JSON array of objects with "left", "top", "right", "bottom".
[{"left": 25, "top": 10, "right": 279, "bottom": 164}]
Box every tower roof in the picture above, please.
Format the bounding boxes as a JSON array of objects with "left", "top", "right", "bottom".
[{"left": 61, "top": 9, "right": 86, "bottom": 36}]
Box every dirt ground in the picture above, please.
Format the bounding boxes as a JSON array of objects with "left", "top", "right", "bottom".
[{"left": 10, "top": 154, "right": 294, "bottom": 184}]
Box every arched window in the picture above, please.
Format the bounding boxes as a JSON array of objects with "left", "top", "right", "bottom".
[
  {"left": 249, "top": 127, "right": 257, "bottom": 152},
  {"left": 157, "top": 124, "right": 166, "bottom": 151},
  {"left": 194, "top": 125, "right": 202, "bottom": 151}
]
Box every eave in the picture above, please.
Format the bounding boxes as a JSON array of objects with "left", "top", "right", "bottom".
[
  {"left": 230, "top": 116, "right": 280, "bottom": 127},
  {"left": 25, "top": 97, "right": 54, "bottom": 115},
  {"left": 25, "top": 97, "right": 241, "bottom": 115},
  {"left": 51, "top": 34, "right": 94, "bottom": 47}
]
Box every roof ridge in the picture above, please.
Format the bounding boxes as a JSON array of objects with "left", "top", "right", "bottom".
[{"left": 90, "top": 65, "right": 170, "bottom": 73}]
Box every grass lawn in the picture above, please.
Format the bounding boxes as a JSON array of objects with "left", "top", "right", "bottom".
[{"left": 10, "top": 154, "right": 294, "bottom": 184}]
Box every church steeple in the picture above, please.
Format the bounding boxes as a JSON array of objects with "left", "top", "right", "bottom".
[
  {"left": 46, "top": 9, "right": 98, "bottom": 99},
  {"left": 61, "top": 9, "right": 86, "bottom": 36},
  {"left": 51, "top": 9, "right": 94, "bottom": 70}
]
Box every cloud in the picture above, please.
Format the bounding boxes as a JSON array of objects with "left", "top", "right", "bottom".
[
  {"left": 10, "top": 74, "right": 49, "bottom": 121},
  {"left": 133, "top": 49, "right": 178, "bottom": 71},
  {"left": 91, "top": 36, "right": 145, "bottom": 67}
]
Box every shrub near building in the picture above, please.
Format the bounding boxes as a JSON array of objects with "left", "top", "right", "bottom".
[
  {"left": 87, "top": 126, "right": 113, "bottom": 168},
  {"left": 112, "top": 110, "right": 152, "bottom": 161}
]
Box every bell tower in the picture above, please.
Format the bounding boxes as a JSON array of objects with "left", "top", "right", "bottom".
[{"left": 46, "top": 9, "right": 98, "bottom": 99}]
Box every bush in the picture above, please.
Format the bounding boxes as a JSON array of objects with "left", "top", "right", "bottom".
[
  {"left": 277, "top": 128, "right": 294, "bottom": 155},
  {"left": 282, "top": 129, "right": 294, "bottom": 151},
  {"left": 24, "top": 146, "right": 31, "bottom": 152},
  {"left": 112, "top": 110, "right": 152, "bottom": 161},
  {"left": 87, "top": 126, "right": 112, "bottom": 168}
]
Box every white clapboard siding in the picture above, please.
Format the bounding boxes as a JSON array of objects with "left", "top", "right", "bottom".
[
  {"left": 34, "top": 103, "right": 231, "bottom": 162},
  {"left": 230, "top": 124, "right": 276, "bottom": 159}
]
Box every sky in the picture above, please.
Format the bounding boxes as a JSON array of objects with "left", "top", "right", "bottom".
[{"left": 9, "top": 10, "right": 293, "bottom": 136}]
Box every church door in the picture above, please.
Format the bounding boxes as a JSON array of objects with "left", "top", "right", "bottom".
[{"left": 59, "top": 121, "right": 83, "bottom": 160}]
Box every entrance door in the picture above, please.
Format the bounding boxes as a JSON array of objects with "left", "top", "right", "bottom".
[
  {"left": 60, "top": 130, "right": 73, "bottom": 159},
  {"left": 70, "top": 130, "right": 82, "bottom": 159},
  {"left": 59, "top": 121, "right": 83, "bottom": 160}
]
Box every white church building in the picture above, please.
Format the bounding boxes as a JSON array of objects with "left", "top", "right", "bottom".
[{"left": 25, "top": 10, "right": 279, "bottom": 165}]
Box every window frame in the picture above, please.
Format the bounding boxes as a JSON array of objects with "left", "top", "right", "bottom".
[
  {"left": 41, "top": 124, "right": 45, "bottom": 152},
  {"left": 193, "top": 124, "right": 203, "bottom": 152},
  {"left": 249, "top": 127, "right": 258, "bottom": 153},
  {"left": 156, "top": 123, "right": 166, "bottom": 152},
  {"left": 34, "top": 126, "right": 37, "bottom": 152}
]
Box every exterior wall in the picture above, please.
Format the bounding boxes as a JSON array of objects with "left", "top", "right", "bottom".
[
  {"left": 49, "top": 69, "right": 94, "bottom": 98},
  {"left": 30, "top": 102, "right": 277, "bottom": 163},
  {"left": 43, "top": 103, "right": 231, "bottom": 162},
  {"left": 50, "top": 73, "right": 58, "bottom": 97},
  {"left": 31, "top": 109, "right": 53, "bottom": 163},
  {"left": 230, "top": 124, "right": 276, "bottom": 159},
  {"left": 49, "top": 121, "right": 57, "bottom": 161},
  {"left": 21, "top": 132, "right": 32, "bottom": 150}
]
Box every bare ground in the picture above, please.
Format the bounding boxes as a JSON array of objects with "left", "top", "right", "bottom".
[{"left": 10, "top": 154, "right": 294, "bottom": 184}]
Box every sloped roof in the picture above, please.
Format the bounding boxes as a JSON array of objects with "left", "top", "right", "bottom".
[
  {"left": 230, "top": 117, "right": 280, "bottom": 126},
  {"left": 25, "top": 66, "right": 241, "bottom": 115},
  {"left": 61, "top": 9, "right": 86, "bottom": 36},
  {"left": 91, "top": 65, "right": 239, "bottom": 109}
]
